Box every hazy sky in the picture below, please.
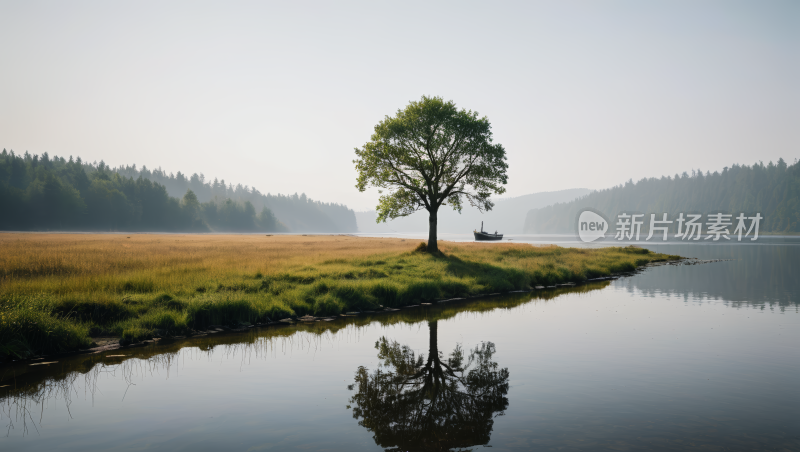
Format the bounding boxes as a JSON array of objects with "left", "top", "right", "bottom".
[{"left": 1, "top": 1, "right": 798, "bottom": 211}]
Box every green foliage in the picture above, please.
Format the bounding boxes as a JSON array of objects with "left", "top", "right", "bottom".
[
  {"left": 354, "top": 96, "right": 508, "bottom": 250},
  {"left": 0, "top": 149, "right": 289, "bottom": 232},
  {"left": 525, "top": 158, "right": 800, "bottom": 233},
  {"left": 113, "top": 164, "right": 354, "bottom": 233}
]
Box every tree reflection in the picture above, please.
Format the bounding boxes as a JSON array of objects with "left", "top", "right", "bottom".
[{"left": 347, "top": 320, "right": 509, "bottom": 451}]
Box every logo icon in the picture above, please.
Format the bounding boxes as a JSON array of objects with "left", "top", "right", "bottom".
[{"left": 578, "top": 210, "right": 608, "bottom": 243}]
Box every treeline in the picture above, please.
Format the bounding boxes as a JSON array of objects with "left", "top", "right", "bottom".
[
  {"left": 113, "top": 163, "right": 357, "bottom": 232},
  {"left": 524, "top": 158, "right": 800, "bottom": 234},
  {"left": 0, "top": 149, "right": 355, "bottom": 232}
]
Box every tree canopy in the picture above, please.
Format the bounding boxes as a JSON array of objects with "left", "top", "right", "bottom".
[{"left": 355, "top": 96, "right": 508, "bottom": 252}]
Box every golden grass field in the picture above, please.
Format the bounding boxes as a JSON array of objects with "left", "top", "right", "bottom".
[
  {"left": 0, "top": 233, "right": 679, "bottom": 359},
  {"left": 1, "top": 233, "right": 425, "bottom": 292}
]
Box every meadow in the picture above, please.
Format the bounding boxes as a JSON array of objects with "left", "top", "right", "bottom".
[{"left": 0, "top": 233, "right": 679, "bottom": 359}]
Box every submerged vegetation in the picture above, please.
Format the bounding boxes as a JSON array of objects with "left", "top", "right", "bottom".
[{"left": 0, "top": 234, "right": 679, "bottom": 359}]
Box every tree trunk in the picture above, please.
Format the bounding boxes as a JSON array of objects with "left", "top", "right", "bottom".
[
  {"left": 428, "top": 321, "right": 439, "bottom": 364},
  {"left": 427, "top": 209, "right": 438, "bottom": 253}
]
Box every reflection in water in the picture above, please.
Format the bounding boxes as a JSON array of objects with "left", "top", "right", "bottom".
[
  {"left": 634, "top": 242, "right": 800, "bottom": 309},
  {"left": 0, "top": 291, "right": 550, "bottom": 437},
  {"left": 0, "top": 329, "right": 337, "bottom": 436},
  {"left": 1, "top": 244, "right": 797, "bottom": 452},
  {"left": 1, "top": 352, "right": 180, "bottom": 436},
  {"left": 347, "top": 320, "right": 509, "bottom": 452}
]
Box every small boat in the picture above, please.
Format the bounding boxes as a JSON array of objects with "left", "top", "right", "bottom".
[{"left": 474, "top": 221, "right": 503, "bottom": 241}]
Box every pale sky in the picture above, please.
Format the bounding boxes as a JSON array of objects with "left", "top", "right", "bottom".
[{"left": 1, "top": 1, "right": 797, "bottom": 211}]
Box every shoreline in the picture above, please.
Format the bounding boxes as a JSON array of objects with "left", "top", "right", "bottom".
[
  {"left": 1, "top": 235, "right": 684, "bottom": 361},
  {"left": 2, "top": 257, "right": 725, "bottom": 366}
]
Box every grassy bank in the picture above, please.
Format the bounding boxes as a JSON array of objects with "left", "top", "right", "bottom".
[{"left": 0, "top": 233, "right": 680, "bottom": 359}]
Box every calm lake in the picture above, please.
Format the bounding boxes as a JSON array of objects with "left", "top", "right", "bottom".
[{"left": 2, "top": 238, "right": 799, "bottom": 451}]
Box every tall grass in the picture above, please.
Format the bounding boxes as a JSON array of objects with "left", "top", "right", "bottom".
[
  {"left": 0, "top": 294, "right": 92, "bottom": 359},
  {"left": 0, "top": 233, "right": 679, "bottom": 357}
]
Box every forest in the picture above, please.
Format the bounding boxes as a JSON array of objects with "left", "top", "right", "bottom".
[
  {"left": 0, "top": 149, "right": 357, "bottom": 232},
  {"left": 524, "top": 158, "right": 800, "bottom": 234},
  {"left": 113, "top": 163, "right": 357, "bottom": 232}
]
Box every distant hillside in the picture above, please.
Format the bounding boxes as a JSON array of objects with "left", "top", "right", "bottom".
[
  {"left": 0, "top": 149, "right": 357, "bottom": 233},
  {"left": 524, "top": 159, "right": 799, "bottom": 234},
  {"left": 112, "top": 164, "right": 357, "bottom": 233},
  {"left": 357, "top": 188, "right": 590, "bottom": 234}
]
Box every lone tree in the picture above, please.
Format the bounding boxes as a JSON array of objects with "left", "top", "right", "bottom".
[{"left": 355, "top": 96, "right": 508, "bottom": 253}]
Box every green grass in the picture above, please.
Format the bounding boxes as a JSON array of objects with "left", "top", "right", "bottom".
[
  {"left": 0, "top": 237, "right": 680, "bottom": 359},
  {"left": 0, "top": 295, "right": 93, "bottom": 358},
  {"left": 0, "top": 287, "right": 616, "bottom": 399}
]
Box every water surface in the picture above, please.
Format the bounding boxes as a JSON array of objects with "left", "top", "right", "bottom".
[{"left": 1, "top": 241, "right": 798, "bottom": 451}]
